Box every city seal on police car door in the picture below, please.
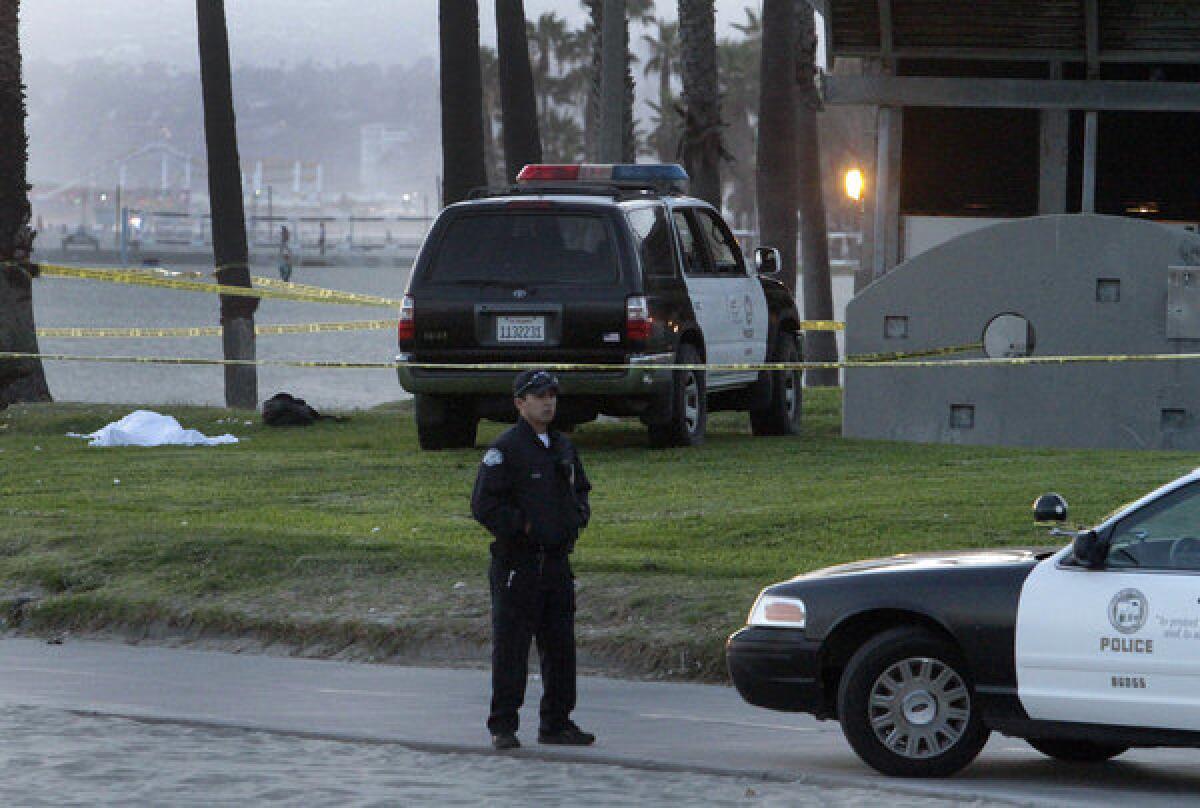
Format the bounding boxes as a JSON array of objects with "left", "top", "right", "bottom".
[{"left": 1109, "top": 588, "right": 1149, "bottom": 634}]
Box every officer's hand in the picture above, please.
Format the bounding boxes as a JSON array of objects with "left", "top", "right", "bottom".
[{"left": 525, "top": 520, "right": 532, "bottom": 535}]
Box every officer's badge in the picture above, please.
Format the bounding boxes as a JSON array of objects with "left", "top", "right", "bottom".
[{"left": 482, "top": 449, "right": 504, "bottom": 466}]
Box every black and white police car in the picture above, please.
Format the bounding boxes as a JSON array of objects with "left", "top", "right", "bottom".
[
  {"left": 396, "top": 163, "right": 803, "bottom": 449},
  {"left": 728, "top": 470, "right": 1200, "bottom": 777}
]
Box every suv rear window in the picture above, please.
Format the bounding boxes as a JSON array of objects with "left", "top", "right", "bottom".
[{"left": 426, "top": 212, "right": 619, "bottom": 286}]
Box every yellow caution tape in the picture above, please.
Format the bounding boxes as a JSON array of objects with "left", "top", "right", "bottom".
[
  {"left": 0, "top": 352, "right": 393, "bottom": 369},
  {"left": 29, "top": 261, "right": 853, "bottom": 331},
  {"left": 9, "top": 349, "right": 1200, "bottom": 372},
  {"left": 35, "top": 263, "right": 397, "bottom": 308},
  {"left": 37, "top": 320, "right": 395, "bottom": 339},
  {"left": 799, "top": 320, "right": 845, "bottom": 332},
  {"left": 249, "top": 276, "right": 400, "bottom": 307}
]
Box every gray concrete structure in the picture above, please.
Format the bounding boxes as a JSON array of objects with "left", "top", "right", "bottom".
[{"left": 844, "top": 214, "right": 1200, "bottom": 449}]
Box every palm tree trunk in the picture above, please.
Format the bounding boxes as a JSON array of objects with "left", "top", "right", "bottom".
[
  {"left": 495, "top": 0, "right": 542, "bottom": 183},
  {"left": 197, "top": 0, "right": 257, "bottom": 410},
  {"left": 622, "top": 13, "right": 637, "bottom": 163},
  {"left": 440, "top": 0, "right": 488, "bottom": 204},
  {"left": 755, "top": 0, "right": 798, "bottom": 293},
  {"left": 598, "top": 0, "right": 625, "bottom": 162},
  {"left": 678, "top": 0, "right": 721, "bottom": 207},
  {"left": 795, "top": 5, "right": 838, "bottom": 386},
  {"left": 583, "top": 0, "right": 602, "bottom": 162},
  {"left": 657, "top": 43, "right": 673, "bottom": 162},
  {"left": 0, "top": 0, "right": 50, "bottom": 407}
]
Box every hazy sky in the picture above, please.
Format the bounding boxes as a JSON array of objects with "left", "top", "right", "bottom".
[{"left": 21, "top": 1, "right": 767, "bottom": 68}]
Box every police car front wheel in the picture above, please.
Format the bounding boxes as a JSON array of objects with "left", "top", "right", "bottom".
[
  {"left": 837, "top": 626, "right": 990, "bottom": 777},
  {"left": 1025, "top": 738, "right": 1128, "bottom": 763}
]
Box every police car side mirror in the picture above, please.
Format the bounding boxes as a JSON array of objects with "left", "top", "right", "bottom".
[
  {"left": 1072, "top": 529, "right": 1107, "bottom": 569},
  {"left": 755, "top": 247, "right": 782, "bottom": 276},
  {"left": 1032, "top": 492, "right": 1067, "bottom": 523}
]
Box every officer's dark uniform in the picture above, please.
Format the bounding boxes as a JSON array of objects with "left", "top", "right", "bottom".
[{"left": 471, "top": 401, "right": 591, "bottom": 742}]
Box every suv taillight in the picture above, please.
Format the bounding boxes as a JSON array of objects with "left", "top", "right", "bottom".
[
  {"left": 626, "top": 295, "right": 652, "bottom": 341},
  {"left": 398, "top": 294, "right": 415, "bottom": 344}
]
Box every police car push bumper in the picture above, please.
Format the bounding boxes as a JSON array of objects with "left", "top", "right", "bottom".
[{"left": 394, "top": 353, "right": 675, "bottom": 396}]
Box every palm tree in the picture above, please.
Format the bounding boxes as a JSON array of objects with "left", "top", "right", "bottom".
[
  {"left": 795, "top": 4, "right": 838, "bottom": 386},
  {"left": 597, "top": 0, "right": 626, "bottom": 162},
  {"left": 196, "top": 0, "right": 257, "bottom": 409},
  {"left": 0, "top": 0, "right": 49, "bottom": 407},
  {"left": 718, "top": 9, "right": 760, "bottom": 228},
  {"left": 526, "top": 12, "right": 568, "bottom": 119},
  {"left": 496, "top": 0, "right": 542, "bottom": 182},
  {"left": 479, "top": 45, "right": 504, "bottom": 185},
  {"left": 678, "top": 0, "right": 722, "bottom": 207},
  {"left": 582, "top": 0, "right": 651, "bottom": 162},
  {"left": 439, "top": 0, "right": 488, "bottom": 204},
  {"left": 525, "top": 12, "right": 584, "bottom": 162},
  {"left": 756, "top": 0, "right": 798, "bottom": 291},
  {"left": 642, "top": 19, "right": 681, "bottom": 163}
]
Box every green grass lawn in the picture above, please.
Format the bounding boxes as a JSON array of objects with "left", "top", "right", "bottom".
[{"left": 0, "top": 389, "right": 1194, "bottom": 678}]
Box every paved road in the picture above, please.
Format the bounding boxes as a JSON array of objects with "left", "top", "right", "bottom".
[{"left": 2, "top": 638, "right": 1198, "bottom": 806}]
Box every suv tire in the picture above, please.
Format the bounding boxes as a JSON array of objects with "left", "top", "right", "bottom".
[
  {"left": 415, "top": 394, "right": 478, "bottom": 450},
  {"left": 838, "top": 627, "right": 990, "bottom": 778},
  {"left": 648, "top": 343, "right": 706, "bottom": 448},
  {"left": 750, "top": 333, "right": 802, "bottom": 437}
]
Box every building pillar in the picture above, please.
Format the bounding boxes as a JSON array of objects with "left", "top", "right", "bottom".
[
  {"left": 1039, "top": 63, "right": 1069, "bottom": 214},
  {"left": 870, "top": 104, "right": 903, "bottom": 283},
  {"left": 1082, "top": 110, "right": 1099, "bottom": 213},
  {"left": 856, "top": 60, "right": 879, "bottom": 294}
]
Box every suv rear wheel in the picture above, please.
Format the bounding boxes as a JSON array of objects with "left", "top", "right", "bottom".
[
  {"left": 750, "top": 333, "right": 802, "bottom": 437},
  {"left": 648, "top": 343, "right": 706, "bottom": 448},
  {"left": 414, "top": 394, "right": 478, "bottom": 450}
]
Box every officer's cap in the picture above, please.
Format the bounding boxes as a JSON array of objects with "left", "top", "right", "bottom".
[{"left": 514, "top": 369, "right": 559, "bottom": 398}]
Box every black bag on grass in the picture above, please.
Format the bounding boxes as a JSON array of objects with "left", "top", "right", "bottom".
[{"left": 263, "top": 392, "right": 330, "bottom": 427}]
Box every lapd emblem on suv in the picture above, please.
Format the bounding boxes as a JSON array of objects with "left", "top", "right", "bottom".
[{"left": 1109, "top": 588, "right": 1148, "bottom": 634}]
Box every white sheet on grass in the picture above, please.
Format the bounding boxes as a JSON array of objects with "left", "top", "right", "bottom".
[{"left": 69, "top": 410, "right": 239, "bottom": 447}]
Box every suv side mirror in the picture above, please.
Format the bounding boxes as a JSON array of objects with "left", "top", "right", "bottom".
[
  {"left": 1032, "top": 492, "right": 1068, "bottom": 523},
  {"left": 1072, "top": 529, "right": 1106, "bottom": 569},
  {"left": 755, "top": 247, "right": 782, "bottom": 276}
]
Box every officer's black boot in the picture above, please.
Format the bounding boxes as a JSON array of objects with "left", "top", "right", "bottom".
[{"left": 538, "top": 721, "right": 595, "bottom": 746}]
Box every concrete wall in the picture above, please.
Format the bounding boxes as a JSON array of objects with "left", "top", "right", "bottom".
[{"left": 844, "top": 214, "right": 1200, "bottom": 449}]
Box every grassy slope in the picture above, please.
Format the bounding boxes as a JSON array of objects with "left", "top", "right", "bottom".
[{"left": 0, "top": 390, "right": 1193, "bottom": 678}]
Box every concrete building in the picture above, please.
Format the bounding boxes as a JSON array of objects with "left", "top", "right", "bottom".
[{"left": 815, "top": 0, "right": 1200, "bottom": 449}]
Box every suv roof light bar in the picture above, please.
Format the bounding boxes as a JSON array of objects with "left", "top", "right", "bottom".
[{"left": 516, "top": 163, "right": 689, "bottom": 191}]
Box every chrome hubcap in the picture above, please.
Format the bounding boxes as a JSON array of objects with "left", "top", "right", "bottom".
[
  {"left": 683, "top": 373, "right": 700, "bottom": 434},
  {"left": 868, "top": 657, "right": 970, "bottom": 759}
]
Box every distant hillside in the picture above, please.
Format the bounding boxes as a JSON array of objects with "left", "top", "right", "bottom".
[{"left": 25, "top": 59, "right": 440, "bottom": 196}]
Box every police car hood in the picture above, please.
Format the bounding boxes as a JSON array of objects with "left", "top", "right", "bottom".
[{"left": 792, "top": 547, "right": 1055, "bottom": 581}]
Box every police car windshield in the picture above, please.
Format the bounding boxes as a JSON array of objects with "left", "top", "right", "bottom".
[{"left": 427, "top": 212, "right": 619, "bottom": 286}]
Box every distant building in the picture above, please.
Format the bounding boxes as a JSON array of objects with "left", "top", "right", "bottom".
[{"left": 360, "top": 124, "right": 414, "bottom": 194}]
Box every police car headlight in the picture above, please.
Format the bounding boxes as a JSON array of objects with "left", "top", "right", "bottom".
[{"left": 747, "top": 592, "right": 806, "bottom": 629}]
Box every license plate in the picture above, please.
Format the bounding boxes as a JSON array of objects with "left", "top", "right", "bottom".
[{"left": 497, "top": 316, "right": 545, "bottom": 342}]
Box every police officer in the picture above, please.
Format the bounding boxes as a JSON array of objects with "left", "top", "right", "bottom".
[{"left": 471, "top": 369, "right": 595, "bottom": 751}]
